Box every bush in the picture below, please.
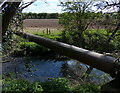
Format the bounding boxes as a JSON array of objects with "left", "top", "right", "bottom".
[
  {"left": 2, "top": 78, "right": 100, "bottom": 92},
  {"left": 40, "top": 78, "right": 72, "bottom": 91},
  {"left": 30, "top": 82, "right": 43, "bottom": 92},
  {"left": 73, "top": 83, "right": 100, "bottom": 93},
  {"left": 13, "top": 42, "right": 50, "bottom": 56},
  {"left": 3, "top": 79, "right": 44, "bottom": 92},
  {"left": 83, "top": 29, "right": 120, "bottom": 53},
  {"left": 2, "top": 79, "right": 43, "bottom": 92}
]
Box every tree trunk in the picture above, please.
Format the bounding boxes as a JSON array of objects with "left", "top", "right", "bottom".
[{"left": 2, "top": 2, "right": 21, "bottom": 37}]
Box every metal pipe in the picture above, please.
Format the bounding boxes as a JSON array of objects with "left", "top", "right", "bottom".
[{"left": 15, "top": 31, "right": 120, "bottom": 78}]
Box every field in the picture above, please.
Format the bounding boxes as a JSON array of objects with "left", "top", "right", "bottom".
[
  {"left": 23, "top": 19, "right": 101, "bottom": 30},
  {"left": 23, "top": 19, "right": 117, "bottom": 32},
  {"left": 23, "top": 19, "right": 62, "bottom": 35},
  {"left": 23, "top": 19, "right": 61, "bottom": 30}
]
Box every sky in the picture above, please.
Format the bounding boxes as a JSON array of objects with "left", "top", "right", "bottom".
[
  {"left": 23, "top": 0, "right": 63, "bottom": 13},
  {"left": 22, "top": 0, "right": 119, "bottom": 13}
]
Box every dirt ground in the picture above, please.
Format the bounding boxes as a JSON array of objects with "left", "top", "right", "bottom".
[
  {"left": 23, "top": 19, "right": 61, "bottom": 30},
  {"left": 23, "top": 19, "right": 117, "bottom": 31}
]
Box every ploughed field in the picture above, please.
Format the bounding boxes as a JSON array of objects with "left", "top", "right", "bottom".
[
  {"left": 23, "top": 19, "right": 119, "bottom": 35},
  {"left": 23, "top": 19, "right": 117, "bottom": 30},
  {"left": 23, "top": 19, "right": 61, "bottom": 30}
]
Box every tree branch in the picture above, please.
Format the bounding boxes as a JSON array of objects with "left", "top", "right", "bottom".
[
  {"left": 107, "top": 22, "right": 120, "bottom": 43},
  {"left": 20, "top": 0, "right": 36, "bottom": 10}
]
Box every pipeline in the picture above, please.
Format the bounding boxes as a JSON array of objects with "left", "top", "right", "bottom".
[{"left": 15, "top": 31, "right": 120, "bottom": 78}]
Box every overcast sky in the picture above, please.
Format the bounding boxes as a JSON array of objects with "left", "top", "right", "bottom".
[{"left": 23, "top": 0, "right": 62, "bottom": 13}]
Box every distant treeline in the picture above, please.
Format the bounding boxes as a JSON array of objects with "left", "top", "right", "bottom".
[
  {"left": 23, "top": 13, "right": 59, "bottom": 19},
  {"left": 23, "top": 12, "right": 119, "bottom": 19}
]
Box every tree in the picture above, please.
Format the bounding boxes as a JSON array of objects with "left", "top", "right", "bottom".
[
  {"left": 1, "top": 0, "right": 37, "bottom": 59},
  {"left": 59, "top": 1, "right": 120, "bottom": 53},
  {"left": 97, "top": 0, "right": 120, "bottom": 52},
  {"left": 2, "top": 1, "right": 22, "bottom": 37},
  {"left": 1, "top": 0, "right": 36, "bottom": 39},
  {"left": 95, "top": 0, "right": 120, "bottom": 43},
  {"left": 59, "top": 1, "right": 95, "bottom": 47}
]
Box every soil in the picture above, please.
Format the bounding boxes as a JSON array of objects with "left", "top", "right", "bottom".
[{"left": 23, "top": 19, "right": 61, "bottom": 30}]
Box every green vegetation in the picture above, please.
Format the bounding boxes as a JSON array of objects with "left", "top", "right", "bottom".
[
  {"left": 23, "top": 13, "right": 59, "bottom": 19},
  {"left": 25, "top": 29, "right": 61, "bottom": 35},
  {"left": 59, "top": 2, "right": 94, "bottom": 47},
  {"left": 2, "top": 78, "right": 100, "bottom": 92},
  {"left": 12, "top": 30, "right": 62, "bottom": 56},
  {"left": 2, "top": 1, "right": 120, "bottom": 93},
  {"left": 83, "top": 29, "right": 120, "bottom": 52},
  {"left": 22, "top": 11, "right": 119, "bottom": 20},
  {"left": 34, "top": 32, "right": 62, "bottom": 41},
  {"left": 13, "top": 42, "right": 50, "bottom": 56},
  {"left": 12, "top": 28, "right": 120, "bottom": 56},
  {"left": 59, "top": 2, "right": 120, "bottom": 53},
  {"left": 3, "top": 79, "right": 43, "bottom": 92}
]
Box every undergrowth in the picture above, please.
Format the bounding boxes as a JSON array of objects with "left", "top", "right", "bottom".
[{"left": 2, "top": 78, "right": 101, "bottom": 93}]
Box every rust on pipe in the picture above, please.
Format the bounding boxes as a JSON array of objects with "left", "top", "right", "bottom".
[{"left": 15, "top": 31, "right": 120, "bottom": 78}]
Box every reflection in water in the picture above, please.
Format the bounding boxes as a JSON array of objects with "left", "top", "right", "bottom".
[
  {"left": 61, "top": 60, "right": 112, "bottom": 83},
  {"left": 61, "top": 60, "right": 86, "bottom": 78},
  {"left": 2, "top": 57, "right": 112, "bottom": 83},
  {"left": 3, "top": 57, "right": 64, "bottom": 82}
]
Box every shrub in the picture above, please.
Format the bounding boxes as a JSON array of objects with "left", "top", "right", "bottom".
[
  {"left": 3, "top": 79, "right": 30, "bottom": 92},
  {"left": 30, "top": 82, "right": 43, "bottom": 92},
  {"left": 2, "top": 78, "right": 100, "bottom": 92},
  {"left": 2, "top": 79, "right": 43, "bottom": 93},
  {"left": 13, "top": 42, "right": 49, "bottom": 56},
  {"left": 73, "top": 83, "right": 100, "bottom": 93},
  {"left": 40, "top": 78, "right": 72, "bottom": 91}
]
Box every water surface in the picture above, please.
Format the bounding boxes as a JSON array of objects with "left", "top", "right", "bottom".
[{"left": 2, "top": 56, "right": 112, "bottom": 83}]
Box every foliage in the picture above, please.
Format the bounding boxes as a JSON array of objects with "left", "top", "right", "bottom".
[
  {"left": 59, "top": 2, "right": 96, "bottom": 47},
  {"left": 2, "top": 78, "right": 100, "bottom": 92},
  {"left": 83, "top": 29, "right": 120, "bottom": 52},
  {"left": 59, "top": 1, "right": 120, "bottom": 53},
  {"left": 12, "top": 28, "right": 120, "bottom": 56},
  {"left": 40, "top": 78, "right": 71, "bottom": 91},
  {"left": 12, "top": 30, "right": 63, "bottom": 56},
  {"left": 13, "top": 42, "right": 49, "bottom": 56},
  {"left": 73, "top": 83, "right": 100, "bottom": 93},
  {"left": 23, "top": 13, "right": 59, "bottom": 19},
  {"left": 2, "top": 79, "right": 43, "bottom": 92}
]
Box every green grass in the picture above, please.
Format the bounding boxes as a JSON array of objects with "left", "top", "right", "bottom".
[
  {"left": 24, "top": 28, "right": 61, "bottom": 35},
  {"left": 24, "top": 28, "right": 62, "bottom": 41}
]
